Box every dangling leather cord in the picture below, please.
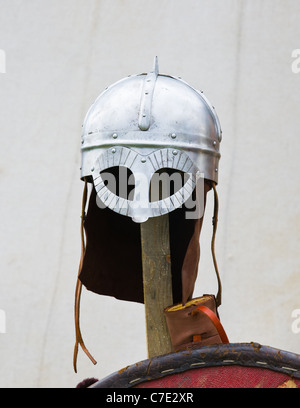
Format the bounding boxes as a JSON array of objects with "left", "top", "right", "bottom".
[
  {"left": 73, "top": 179, "right": 97, "bottom": 373},
  {"left": 211, "top": 182, "right": 222, "bottom": 308}
]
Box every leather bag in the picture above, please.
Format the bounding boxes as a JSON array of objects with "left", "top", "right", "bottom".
[{"left": 164, "top": 294, "right": 228, "bottom": 352}]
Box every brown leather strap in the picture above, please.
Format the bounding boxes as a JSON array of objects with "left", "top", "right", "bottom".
[
  {"left": 73, "top": 180, "right": 97, "bottom": 373},
  {"left": 211, "top": 182, "right": 222, "bottom": 308},
  {"left": 193, "top": 305, "right": 229, "bottom": 344}
]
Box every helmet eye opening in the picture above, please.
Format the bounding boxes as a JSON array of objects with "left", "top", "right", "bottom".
[{"left": 100, "top": 166, "right": 135, "bottom": 201}]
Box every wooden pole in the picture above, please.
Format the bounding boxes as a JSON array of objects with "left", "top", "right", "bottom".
[{"left": 140, "top": 214, "right": 173, "bottom": 358}]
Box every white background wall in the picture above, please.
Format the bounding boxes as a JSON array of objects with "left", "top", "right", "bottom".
[{"left": 0, "top": 0, "right": 300, "bottom": 388}]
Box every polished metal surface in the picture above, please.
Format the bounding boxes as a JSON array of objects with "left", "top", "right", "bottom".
[
  {"left": 138, "top": 56, "right": 159, "bottom": 131},
  {"left": 80, "top": 58, "right": 222, "bottom": 222}
]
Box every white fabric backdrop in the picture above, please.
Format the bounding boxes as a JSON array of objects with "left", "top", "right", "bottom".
[{"left": 0, "top": 0, "right": 300, "bottom": 387}]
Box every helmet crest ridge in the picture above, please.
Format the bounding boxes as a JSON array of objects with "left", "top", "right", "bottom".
[{"left": 138, "top": 56, "right": 159, "bottom": 131}]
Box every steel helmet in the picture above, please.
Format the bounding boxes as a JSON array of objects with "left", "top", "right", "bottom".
[
  {"left": 74, "top": 59, "right": 223, "bottom": 371},
  {"left": 80, "top": 57, "right": 221, "bottom": 223}
]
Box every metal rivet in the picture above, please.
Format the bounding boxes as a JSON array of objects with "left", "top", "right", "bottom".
[
  {"left": 112, "top": 133, "right": 118, "bottom": 139},
  {"left": 141, "top": 158, "right": 146, "bottom": 163},
  {"left": 171, "top": 133, "right": 176, "bottom": 139},
  {"left": 143, "top": 114, "right": 146, "bottom": 117},
  {"left": 112, "top": 148, "right": 116, "bottom": 153},
  {"left": 81, "top": 140, "right": 84, "bottom": 144},
  {"left": 91, "top": 167, "right": 94, "bottom": 172},
  {"left": 215, "top": 168, "right": 218, "bottom": 172},
  {"left": 172, "top": 150, "right": 178, "bottom": 156},
  {"left": 213, "top": 141, "right": 217, "bottom": 146}
]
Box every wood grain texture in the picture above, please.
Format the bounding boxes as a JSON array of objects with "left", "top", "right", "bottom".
[{"left": 140, "top": 214, "right": 173, "bottom": 358}]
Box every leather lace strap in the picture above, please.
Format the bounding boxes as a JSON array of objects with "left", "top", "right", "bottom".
[
  {"left": 211, "top": 182, "right": 222, "bottom": 308},
  {"left": 73, "top": 180, "right": 97, "bottom": 373},
  {"left": 194, "top": 305, "right": 229, "bottom": 344}
]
